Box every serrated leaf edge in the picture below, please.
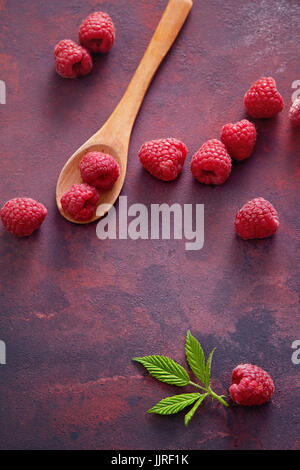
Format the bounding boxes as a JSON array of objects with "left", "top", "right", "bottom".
[
  {"left": 147, "top": 393, "right": 201, "bottom": 415},
  {"left": 185, "top": 330, "right": 206, "bottom": 384},
  {"left": 133, "top": 355, "right": 190, "bottom": 386},
  {"left": 204, "top": 348, "right": 216, "bottom": 387}
]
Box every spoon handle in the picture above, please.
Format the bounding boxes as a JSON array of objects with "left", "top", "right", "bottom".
[{"left": 102, "top": 0, "right": 193, "bottom": 143}]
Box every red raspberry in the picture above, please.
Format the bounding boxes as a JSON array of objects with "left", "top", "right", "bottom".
[
  {"left": 61, "top": 184, "right": 99, "bottom": 221},
  {"left": 0, "top": 197, "right": 47, "bottom": 237},
  {"left": 230, "top": 364, "right": 274, "bottom": 406},
  {"left": 79, "top": 12, "right": 115, "bottom": 53},
  {"left": 235, "top": 197, "right": 279, "bottom": 239},
  {"left": 244, "top": 77, "right": 284, "bottom": 118},
  {"left": 139, "top": 138, "right": 187, "bottom": 181},
  {"left": 80, "top": 152, "right": 120, "bottom": 190},
  {"left": 221, "top": 119, "right": 256, "bottom": 161},
  {"left": 289, "top": 98, "right": 300, "bottom": 127},
  {"left": 191, "top": 139, "right": 231, "bottom": 185},
  {"left": 54, "top": 39, "right": 92, "bottom": 78}
]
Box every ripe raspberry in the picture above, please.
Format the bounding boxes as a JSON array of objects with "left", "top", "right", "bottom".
[
  {"left": 0, "top": 198, "right": 47, "bottom": 237},
  {"left": 191, "top": 139, "right": 231, "bottom": 185},
  {"left": 235, "top": 197, "right": 279, "bottom": 239},
  {"left": 80, "top": 152, "right": 120, "bottom": 190},
  {"left": 79, "top": 12, "right": 115, "bottom": 53},
  {"left": 54, "top": 39, "right": 92, "bottom": 78},
  {"left": 139, "top": 138, "right": 187, "bottom": 181},
  {"left": 244, "top": 77, "right": 284, "bottom": 118},
  {"left": 61, "top": 184, "right": 99, "bottom": 221},
  {"left": 221, "top": 119, "right": 256, "bottom": 161},
  {"left": 230, "top": 364, "right": 274, "bottom": 406},
  {"left": 289, "top": 98, "right": 300, "bottom": 127}
]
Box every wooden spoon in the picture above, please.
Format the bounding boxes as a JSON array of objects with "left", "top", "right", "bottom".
[{"left": 56, "top": 0, "right": 193, "bottom": 223}]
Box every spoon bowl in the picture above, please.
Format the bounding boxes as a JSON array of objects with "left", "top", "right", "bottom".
[
  {"left": 56, "top": 0, "right": 193, "bottom": 224},
  {"left": 56, "top": 140, "right": 126, "bottom": 223}
]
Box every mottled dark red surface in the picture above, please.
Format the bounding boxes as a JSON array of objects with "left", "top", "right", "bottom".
[{"left": 0, "top": 0, "right": 300, "bottom": 450}]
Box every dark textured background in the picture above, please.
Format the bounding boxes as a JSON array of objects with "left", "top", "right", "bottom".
[{"left": 0, "top": 0, "right": 300, "bottom": 450}]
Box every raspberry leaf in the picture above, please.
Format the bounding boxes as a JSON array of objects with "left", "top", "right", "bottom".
[
  {"left": 184, "top": 394, "right": 207, "bottom": 427},
  {"left": 133, "top": 355, "right": 189, "bottom": 386},
  {"left": 147, "top": 393, "right": 201, "bottom": 415},
  {"left": 185, "top": 330, "right": 206, "bottom": 384},
  {"left": 204, "top": 348, "right": 216, "bottom": 387},
  {"left": 133, "top": 333, "right": 228, "bottom": 425}
]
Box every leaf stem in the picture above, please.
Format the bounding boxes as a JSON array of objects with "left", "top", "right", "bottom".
[
  {"left": 188, "top": 381, "right": 207, "bottom": 392},
  {"left": 208, "top": 386, "right": 229, "bottom": 407},
  {"left": 189, "top": 381, "right": 228, "bottom": 407}
]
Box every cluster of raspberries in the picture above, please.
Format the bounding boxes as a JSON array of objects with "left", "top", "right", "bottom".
[
  {"left": 60, "top": 151, "right": 120, "bottom": 222},
  {"left": 139, "top": 77, "right": 285, "bottom": 240},
  {"left": 0, "top": 76, "right": 283, "bottom": 237},
  {"left": 0, "top": 152, "right": 120, "bottom": 233},
  {"left": 0, "top": 10, "right": 118, "bottom": 234},
  {"left": 54, "top": 11, "right": 115, "bottom": 79},
  {"left": 0, "top": 150, "right": 121, "bottom": 234}
]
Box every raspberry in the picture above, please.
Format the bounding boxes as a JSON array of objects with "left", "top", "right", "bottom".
[
  {"left": 229, "top": 364, "right": 274, "bottom": 406},
  {"left": 221, "top": 119, "right": 256, "bottom": 161},
  {"left": 244, "top": 77, "right": 284, "bottom": 118},
  {"left": 235, "top": 197, "right": 279, "bottom": 239},
  {"left": 191, "top": 139, "right": 231, "bottom": 185},
  {"left": 54, "top": 39, "right": 92, "bottom": 78},
  {"left": 61, "top": 183, "right": 99, "bottom": 221},
  {"left": 80, "top": 152, "right": 120, "bottom": 190},
  {"left": 79, "top": 12, "right": 115, "bottom": 53},
  {"left": 139, "top": 138, "right": 187, "bottom": 181},
  {"left": 0, "top": 197, "right": 47, "bottom": 237},
  {"left": 289, "top": 98, "right": 300, "bottom": 127}
]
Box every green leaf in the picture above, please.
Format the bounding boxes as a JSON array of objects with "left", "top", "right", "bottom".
[
  {"left": 147, "top": 393, "right": 201, "bottom": 415},
  {"left": 185, "top": 330, "right": 206, "bottom": 384},
  {"left": 204, "top": 348, "right": 215, "bottom": 387},
  {"left": 133, "top": 355, "right": 190, "bottom": 386},
  {"left": 184, "top": 394, "right": 207, "bottom": 426}
]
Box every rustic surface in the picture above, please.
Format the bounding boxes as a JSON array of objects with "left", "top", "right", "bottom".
[{"left": 0, "top": 0, "right": 299, "bottom": 450}]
